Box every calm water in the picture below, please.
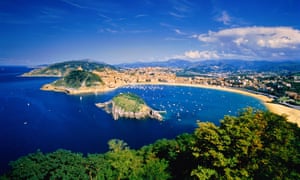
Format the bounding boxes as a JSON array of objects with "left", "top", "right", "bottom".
[{"left": 0, "top": 66, "right": 266, "bottom": 173}]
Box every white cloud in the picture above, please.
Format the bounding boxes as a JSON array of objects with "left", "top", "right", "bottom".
[
  {"left": 184, "top": 50, "right": 220, "bottom": 60},
  {"left": 98, "top": 28, "right": 118, "bottom": 33},
  {"left": 169, "top": 12, "right": 185, "bottom": 18},
  {"left": 135, "top": 14, "right": 148, "bottom": 18},
  {"left": 233, "top": 37, "right": 249, "bottom": 46},
  {"left": 174, "top": 29, "right": 186, "bottom": 35},
  {"left": 165, "top": 37, "right": 186, "bottom": 41},
  {"left": 197, "top": 27, "right": 300, "bottom": 48},
  {"left": 216, "top": 11, "right": 231, "bottom": 25},
  {"left": 193, "top": 27, "right": 300, "bottom": 60},
  {"left": 61, "top": 0, "right": 86, "bottom": 9}
]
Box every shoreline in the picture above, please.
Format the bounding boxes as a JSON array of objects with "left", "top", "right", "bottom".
[
  {"left": 153, "top": 82, "right": 300, "bottom": 126},
  {"left": 41, "top": 81, "right": 300, "bottom": 127},
  {"left": 129, "top": 82, "right": 300, "bottom": 126},
  {"left": 41, "top": 84, "right": 118, "bottom": 95}
]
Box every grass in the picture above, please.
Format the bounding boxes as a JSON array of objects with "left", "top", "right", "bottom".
[{"left": 112, "top": 93, "right": 146, "bottom": 113}]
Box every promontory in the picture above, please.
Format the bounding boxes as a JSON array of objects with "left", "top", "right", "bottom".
[
  {"left": 22, "top": 60, "right": 118, "bottom": 94},
  {"left": 95, "top": 93, "right": 164, "bottom": 121}
]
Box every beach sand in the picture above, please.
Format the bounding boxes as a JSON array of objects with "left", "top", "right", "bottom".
[
  {"left": 134, "top": 82, "right": 300, "bottom": 127},
  {"left": 264, "top": 103, "right": 300, "bottom": 126}
]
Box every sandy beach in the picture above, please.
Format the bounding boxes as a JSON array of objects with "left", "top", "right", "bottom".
[
  {"left": 131, "top": 82, "right": 300, "bottom": 127},
  {"left": 42, "top": 81, "right": 300, "bottom": 127}
]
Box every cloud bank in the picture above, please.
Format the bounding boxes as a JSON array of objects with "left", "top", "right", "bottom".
[
  {"left": 184, "top": 50, "right": 219, "bottom": 59},
  {"left": 187, "top": 27, "right": 300, "bottom": 60}
]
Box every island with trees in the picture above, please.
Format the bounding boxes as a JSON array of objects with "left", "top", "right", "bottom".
[{"left": 96, "top": 93, "right": 164, "bottom": 121}]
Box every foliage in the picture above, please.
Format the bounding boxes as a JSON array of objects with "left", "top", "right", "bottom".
[
  {"left": 7, "top": 149, "right": 88, "bottom": 179},
  {"left": 54, "top": 70, "right": 103, "bottom": 88},
  {"left": 143, "top": 108, "right": 300, "bottom": 179},
  {"left": 190, "top": 108, "right": 300, "bottom": 179},
  {"left": 2, "top": 109, "right": 300, "bottom": 179},
  {"left": 3, "top": 140, "right": 169, "bottom": 180},
  {"left": 113, "top": 93, "right": 146, "bottom": 113}
]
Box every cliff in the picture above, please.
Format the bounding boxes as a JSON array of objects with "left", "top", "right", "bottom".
[{"left": 95, "top": 93, "right": 164, "bottom": 121}]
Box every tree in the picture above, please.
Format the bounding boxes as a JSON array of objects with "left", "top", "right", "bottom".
[
  {"left": 3, "top": 110, "right": 299, "bottom": 179},
  {"left": 8, "top": 149, "right": 88, "bottom": 179},
  {"left": 191, "top": 108, "right": 300, "bottom": 179},
  {"left": 108, "top": 139, "right": 129, "bottom": 153},
  {"left": 86, "top": 154, "right": 114, "bottom": 179}
]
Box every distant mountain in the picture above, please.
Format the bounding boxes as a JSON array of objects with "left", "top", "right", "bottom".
[
  {"left": 23, "top": 59, "right": 300, "bottom": 77},
  {"left": 186, "top": 60, "right": 300, "bottom": 73},
  {"left": 117, "top": 59, "right": 193, "bottom": 69},
  {"left": 118, "top": 59, "right": 300, "bottom": 74},
  {"left": 23, "top": 60, "right": 117, "bottom": 77}
]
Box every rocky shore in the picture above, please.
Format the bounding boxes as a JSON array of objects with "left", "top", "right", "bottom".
[
  {"left": 41, "top": 84, "right": 116, "bottom": 95},
  {"left": 95, "top": 100, "right": 164, "bottom": 121}
]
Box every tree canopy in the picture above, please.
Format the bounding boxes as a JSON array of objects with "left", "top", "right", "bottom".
[
  {"left": 2, "top": 108, "right": 300, "bottom": 179},
  {"left": 54, "top": 70, "right": 103, "bottom": 88}
]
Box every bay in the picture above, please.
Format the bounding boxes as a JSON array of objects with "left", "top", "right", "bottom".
[{"left": 0, "top": 66, "right": 266, "bottom": 174}]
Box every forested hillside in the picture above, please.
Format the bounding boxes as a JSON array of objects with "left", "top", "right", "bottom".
[
  {"left": 53, "top": 70, "right": 103, "bottom": 88},
  {"left": 1, "top": 109, "right": 299, "bottom": 179}
]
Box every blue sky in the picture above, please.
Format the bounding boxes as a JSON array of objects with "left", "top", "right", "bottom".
[{"left": 1, "top": 0, "right": 300, "bottom": 65}]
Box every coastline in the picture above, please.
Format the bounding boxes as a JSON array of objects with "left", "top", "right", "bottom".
[
  {"left": 129, "top": 82, "right": 300, "bottom": 127},
  {"left": 41, "top": 84, "right": 118, "bottom": 95},
  {"left": 41, "top": 81, "right": 300, "bottom": 127}
]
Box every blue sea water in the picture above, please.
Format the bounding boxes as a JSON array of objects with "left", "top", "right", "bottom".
[{"left": 0, "top": 66, "right": 266, "bottom": 174}]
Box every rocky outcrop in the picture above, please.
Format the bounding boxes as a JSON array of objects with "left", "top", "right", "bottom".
[{"left": 95, "top": 101, "right": 164, "bottom": 121}]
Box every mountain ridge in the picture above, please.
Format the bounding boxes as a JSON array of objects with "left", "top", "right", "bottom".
[
  {"left": 22, "top": 59, "right": 300, "bottom": 77},
  {"left": 22, "top": 60, "right": 117, "bottom": 77},
  {"left": 117, "top": 59, "right": 300, "bottom": 73}
]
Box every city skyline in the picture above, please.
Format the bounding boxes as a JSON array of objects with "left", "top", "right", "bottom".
[{"left": 1, "top": 0, "right": 300, "bottom": 65}]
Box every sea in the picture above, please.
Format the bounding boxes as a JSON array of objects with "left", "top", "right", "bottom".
[{"left": 0, "top": 66, "right": 266, "bottom": 174}]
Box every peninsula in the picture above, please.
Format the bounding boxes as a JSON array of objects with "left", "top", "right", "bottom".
[
  {"left": 95, "top": 93, "right": 164, "bottom": 121},
  {"left": 24, "top": 60, "right": 118, "bottom": 94},
  {"left": 41, "top": 69, "right": 106, "bottom": 94}
]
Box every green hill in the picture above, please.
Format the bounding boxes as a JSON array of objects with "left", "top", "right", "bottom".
[
  {"left": 23, "top": 60, "right": 117, "bottom": 77},
  {"left": 112, "top": 93, "right": 146, "bottom": 113},
  {"left": 53, "top": 70, "right": 103, "bottom": 88},
  {"left": 96, "top": 93, "right": 163, "bottom": 120}
]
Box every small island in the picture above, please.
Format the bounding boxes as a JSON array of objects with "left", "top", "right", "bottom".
[{"left": 96, "top": 93, "right": 164, "bottom": 121}]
